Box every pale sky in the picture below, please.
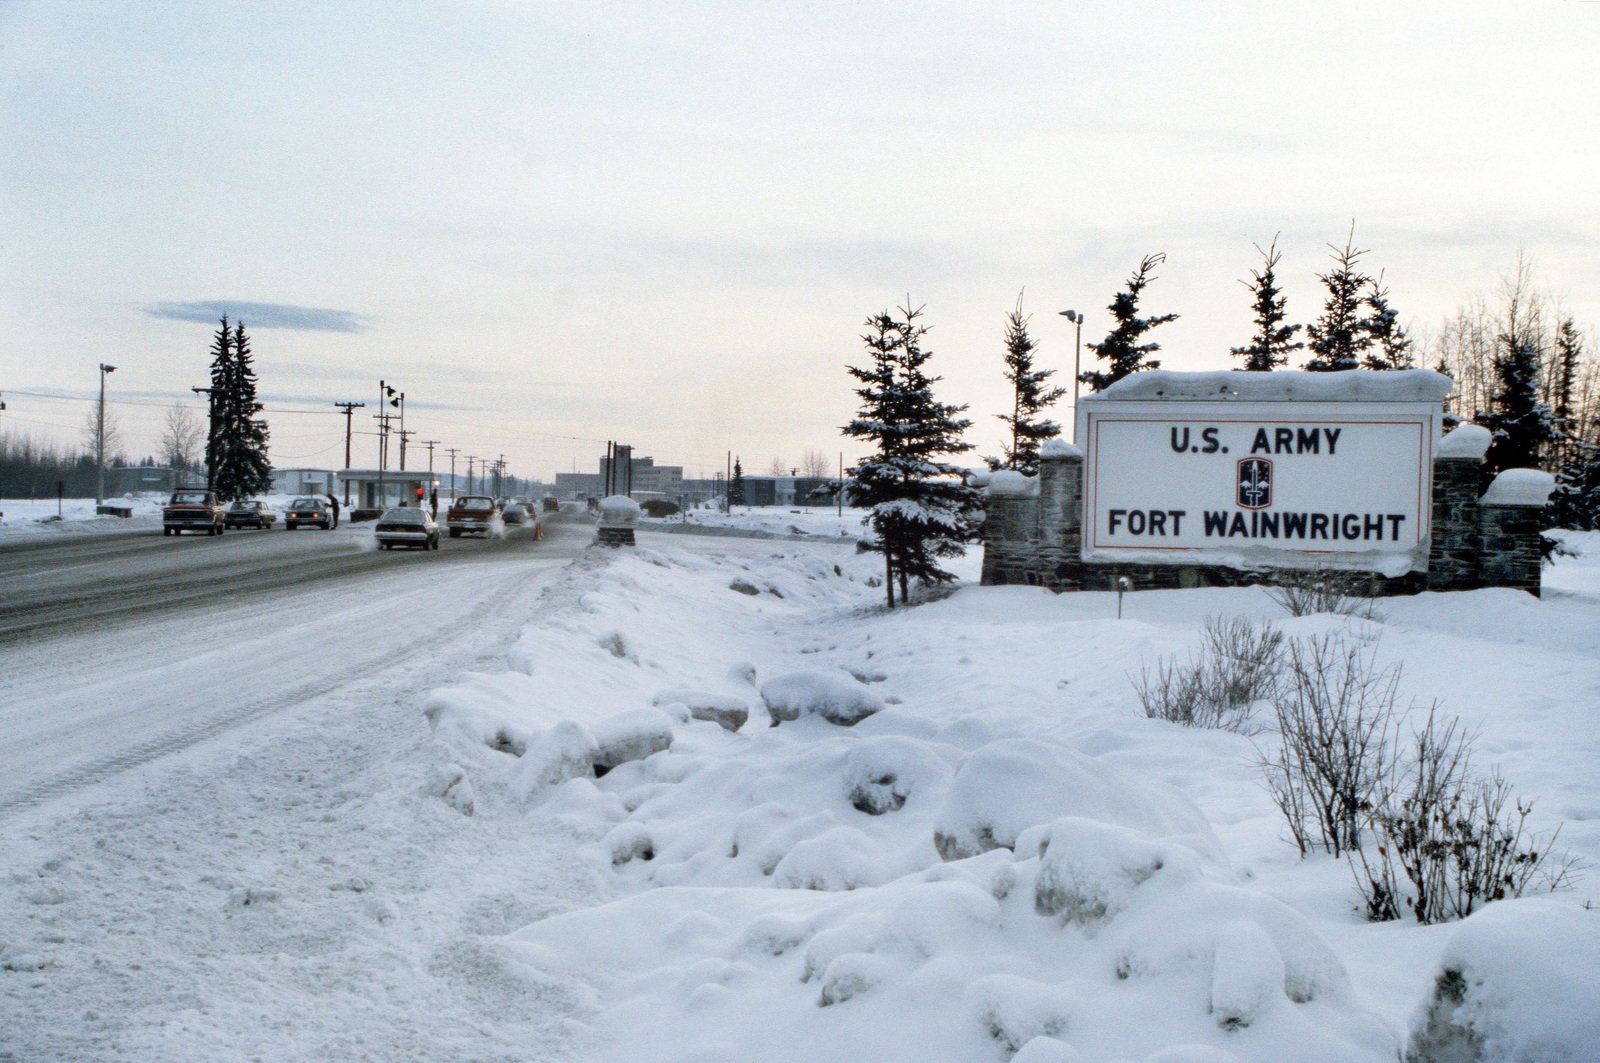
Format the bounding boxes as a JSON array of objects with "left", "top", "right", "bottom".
[{"left": 3, "top": 1, "right": 1597, "bottom": 482}]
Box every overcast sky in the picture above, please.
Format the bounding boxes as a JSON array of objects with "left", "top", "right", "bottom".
[{"left": 3, "top": 1, "right": 1597, "bottom": 483}]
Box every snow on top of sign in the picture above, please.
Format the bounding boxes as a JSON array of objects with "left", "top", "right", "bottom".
[
  {"left": 1439, "top": 423, "right": 1492, "bottom": 459},
  {"left": 1083, "top": 368, "right": 1452, "bottom": 403},
  {"left": 1040, "top": 438, "right": 1082, "bottom": 459},
  {"left": 1482, "top": 468, "right": 1556, "bottom": 507}
]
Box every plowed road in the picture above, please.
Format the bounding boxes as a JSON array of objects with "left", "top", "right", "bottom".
[{"left": 0, "top": 516, "right": 589, "bottom": 815}]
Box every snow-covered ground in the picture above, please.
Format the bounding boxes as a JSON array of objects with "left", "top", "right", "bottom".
[
  {"left": 0, "top": 492, "right": 331, "bottom": 538},
  {"left": 3, "top": 514, "right": 1597, "bottom": 1061}
]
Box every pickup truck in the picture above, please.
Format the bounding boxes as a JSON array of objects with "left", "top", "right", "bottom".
[
  {"left": 163, "top": 488, "right": 226, "bottom": 536},
  {"left": 446, "top": 495, "right": 500, "bottom": 538}
]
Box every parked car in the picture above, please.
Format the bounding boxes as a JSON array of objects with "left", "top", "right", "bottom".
[
  {"left": 446, "top": 495, "right": 500, "bottom": 537},
  {"left": 374, "top": 506, "right": 440, "bottom": 550},
  {"left": 224, "top": 499, "right": 276, "bottom": 530},
  {"left": 163, "top": 488, "right": 225, "bottom": 536},
  {"left": 285, "top": 498, "right": 331, "bottom": 530}
]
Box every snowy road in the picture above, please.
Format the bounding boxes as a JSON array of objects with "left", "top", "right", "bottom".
[{"left": 0, "top": 516, "right": 589, "bottom": 814}]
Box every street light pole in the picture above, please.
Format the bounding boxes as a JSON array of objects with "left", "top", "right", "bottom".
[
  {"left": 96, "top": 363, "right": 117, "bottom": 504},
  {"left": 1058, "top": 309, "right": 1083, "bottom": 442}
]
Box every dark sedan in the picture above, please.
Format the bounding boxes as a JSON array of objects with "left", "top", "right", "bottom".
[
  {"left": 375, "top": 507, "right": 440, "bottom": 550},
  {"left": 224, "top": 500, "right": 276, "bottom": 530}
]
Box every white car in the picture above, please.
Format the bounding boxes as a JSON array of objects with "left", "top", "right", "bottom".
[{"left": 374, "top": 507, "right": 440, "bottom": 550}]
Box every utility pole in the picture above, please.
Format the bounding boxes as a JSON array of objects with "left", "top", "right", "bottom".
[
  {"left": 96, "top": 363, "right": 117, "bottom": 504},
  {"left": 444, "top": 446, "right": 459, "bottom": 499},
  {"left": 466, "top": 456, "right": 476, "bottom": 495},
  {"left": 333, "top": 401, "right": 365, "bottom": 470},
  {"left": 397, "top": 428, "right": 414, "bottom": 472}
]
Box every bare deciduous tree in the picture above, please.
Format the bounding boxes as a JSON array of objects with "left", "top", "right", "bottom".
[
  {"left": 800, "top": 450, "right": 831, "bottom": 478},
  {"left": 160, "top": 402, "right": 203, "bottom": 472}
]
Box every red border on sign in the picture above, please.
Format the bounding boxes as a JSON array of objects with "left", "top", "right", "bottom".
[{"left": 1087, "top": 417, "right": 1430, "bottom": 552}]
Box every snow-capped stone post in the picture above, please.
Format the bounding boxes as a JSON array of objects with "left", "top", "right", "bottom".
[
  {"left": 1478, "top": 468, "right": 1556, "bottom": 596},
  {"left": 1427, "top": 425, "right": 1490, "bottom": 591},
  {"left": 596, "top": 494, "right": 640, "bottom": 547}
]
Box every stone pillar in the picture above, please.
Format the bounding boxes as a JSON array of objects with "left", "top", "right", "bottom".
[
  {"left": 1037, "top": 451, "right": 1083, "bottom": 589},
  {"left": 1427, "top": 424, "right": 1491, "bottom": 592},
  {"left": 1476, "top": 469, "right": 1556, "bottom": 597},
  {"left": 1428, "top": 457, "right": 1485, "bottom": 590}
]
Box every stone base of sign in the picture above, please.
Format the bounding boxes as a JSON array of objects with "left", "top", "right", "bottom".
[
  {"left": 595, "top": 525, "right": 636, "bottom": 547},
  {"left": 982, "top": 443, "right": 1549, "bottom": 597}
]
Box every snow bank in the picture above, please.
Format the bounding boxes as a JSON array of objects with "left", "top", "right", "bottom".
[{"left": 1086, "top": 368, "right": 1453, "bottom": 404}]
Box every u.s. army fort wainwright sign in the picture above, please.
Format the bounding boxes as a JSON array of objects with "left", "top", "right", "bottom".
[
  {"left": 1079, "top": 374, "right": 1436, "bottom": 568},
  {"left": 980, "top": 369, "right": 1555, "bottom": 595}
]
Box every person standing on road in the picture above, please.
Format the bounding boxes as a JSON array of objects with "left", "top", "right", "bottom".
[
  {"left": 429, "top": 488, "right": 438, "bottom": 519},
  {"left": 327, "top": 493, "right": 340, "bottom": 529}
]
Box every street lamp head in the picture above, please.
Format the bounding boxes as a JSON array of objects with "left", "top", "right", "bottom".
[
  {"left": 1059, "top": 310, "right": 1078, "bottom": 324},
  {"left": 101, "top": 363, "right": 117, "bottom": 373}
]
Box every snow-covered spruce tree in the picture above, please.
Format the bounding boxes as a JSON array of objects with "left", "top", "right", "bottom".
[
  {"left": 844, "top": 302, "right": 982, "bottom": 608},
  {"left": 1481, "top": 289, "right": 1558, "bottom": 476},
  {"left": 1231, "top": 236, "right": 1302, "bottom": 371},
  {"left": 1303, "top": 227, "right": 1374, "bottom": 372},
  {"left": 993, "top": 291, "right": 1065, "bottom": 474},
  {"left": 728, "top": 457, "right": 746, "bottom": 508},
  {"left": 1361, "top": 274, "right": 1414, "bottom": 370},
  {"left": 1081, "top": 253, "right": 1179, "bottom": 392},
  {"left": 203, "top": 316, "right": 232, "bottom": 491}
]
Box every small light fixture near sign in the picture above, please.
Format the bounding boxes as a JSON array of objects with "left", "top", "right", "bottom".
[{"left": 1116, "top": 575, "right": 1133, "bottom": 618}]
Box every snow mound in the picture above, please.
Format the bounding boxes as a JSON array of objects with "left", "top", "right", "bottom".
[
  {"left": 591, "top": 708, "right": 675, "bottom": 771},
  {"left": 932, "top": 739, "right": 1220, "bottom": 863},
  {"left": 1481, "top": 468, "right": 1555, "bottom": 507},
  {"left": 598, "top": 495, "right": 641, "bottom": 523},
  {"left": 987, "top": 470, "right": 1040, "bottom": 497},
  {"left": 1404, "top": 898, "right": 1600, "bottom": 1063},
  {"left": 761, "top": 671, "right": 884, "bottom": 726},
  {"left": 509, "top": 721, "right": 598, "bottom": 798},
  {"left": 1087, "top": 367, "right": 1452, "bottom": 404},
  {"left": 1040, "top": 438, "right": 1082, "bottom": 459},
  {"left": 652, "top": 688, "right": 750, "bottom": 732},
  {"left": 1438, "top": 423, "right": 1492, "bottom": 459}
]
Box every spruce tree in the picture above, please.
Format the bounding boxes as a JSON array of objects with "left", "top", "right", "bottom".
[
  {"left": 203, "top": 316, "right": 232, "bottom": 491},
  {"left": 994, "top": 291, "right": 1065, "bottom": 473},
  {"left": 224, "top": 321, "right": 273, "bottom": 499},
  {"left": 1231, "top": 236, "right": 1302, "bottom": 371},
  {"left": 1362, "top": 274, "right": 1414, "bottom": 370},
  {"left": 844, "top": 302, "right": 982, "bottom": 607},
  {"left": 1081, "top": 253, "right": 1179, "bottom": 392},
  {"left": 728, "top": 457, "right": 746, "bottom": 508},
  {"left": 1481, "top": 312, "right": 1557, "bottom": 475},
  {"left": 1551, "top": 318, "right": 1583, "bottom": 467},
  {"left": 1304, "top": 228, "right": 1374, "bottom": 371}
]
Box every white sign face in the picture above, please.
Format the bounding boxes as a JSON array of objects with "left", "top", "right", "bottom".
[{"left": 1077, "top": 401, "right": 1437, "bottom": 565}]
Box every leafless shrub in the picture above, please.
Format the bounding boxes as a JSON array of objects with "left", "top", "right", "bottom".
[
  {"left": 1352, "top": 706, "right": 1579, "bottom": 924},
  {"left": 1268, "top": 568, "right": 1385, "bottom": 622},
  {"left": 1133, "top": 616, "right": 1282, "bottom": 733},
  {"left": 1258, "top": 634, "right": 1400, "bottom": 857}
]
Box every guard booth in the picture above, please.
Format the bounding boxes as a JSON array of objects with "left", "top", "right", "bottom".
[{"left": 339, "top": 469, "right": 439, "bottom": 521}]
